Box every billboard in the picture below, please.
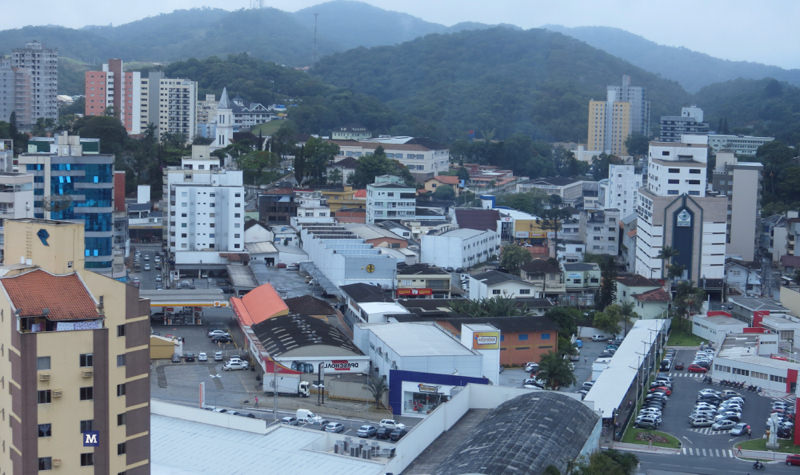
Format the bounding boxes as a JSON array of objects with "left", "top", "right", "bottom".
[
  {"left": 473, "top": 331, "right": 500, "bottom": 349},
  {"left": 397, "top": 288, "right": 433, "bottom": 296}
]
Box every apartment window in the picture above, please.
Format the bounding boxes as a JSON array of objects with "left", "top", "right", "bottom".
[
  {"left": 492, "top": 289, "right": 501, "bottom": 295},
  {"left": 80, "top": 353, "right": 93, "bottom": 367},
  {"left": 519, "top": 289, "right": 531, "bottom": 295},
  {"left": 117, "top": 413, "right": 126, "bottom": 426},
  {"left": 541, "top": 333, "right": 551, "bottom": 340},
  {"left": 38, "top": 457, "right": 52, "bottom": 470},
  {"left": 80, "top": 387, "right": 93, "bottom": 401},
  {"left": 518, "top": 334, "right": 529, "bottom": 341},
  {"left": 667, "top": 190, "right": 679, "bottom": 195},
  {"left": 38, "top": 390, "right": 51, "bottom": 404},
  {"left": 117, "top": 384, "right": 126, "bottom": 397},
  {"left": 117, "top": 324, "right": 125, "bottom": 337},
  {"left": 688, "top": 180, "right": 701, "bottom": 185},
  {"left": 38, "top": 423, "right": 52, "bottom": 437},
  {"left": 80, "top": 420, "right": 93, "bottom": 432},
  {"left": 81, "top": 453, "right": 94, "bottom": 466},
  {"left": 37, "top": 356, "right": 51, "bottom": 370},
  {"left": 118, "top": 442, "right": 127, "bottom": 455},
  {"left": 117, "top": 355, "right": 126, "bottom": 367},
  {"left": 668, "top": 168, "right": 680, "bottom": 173},
  {"left": 668, "top": 179, "right": 679, "bottom": 184}
]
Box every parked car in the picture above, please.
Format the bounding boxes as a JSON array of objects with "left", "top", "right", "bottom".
[
  {"left": 712, "top": 419, "right": 737, "bottom": 431},
  {"left": 582, "top": 381, "right": 595, "bottom": 391},
  {"left": 786, "top": 454, "right": 800, "bottom": 466},
  {"left": 390, "top": 427, "right": 408, "bottom": 441},
  {"left": 688, "top": 364, "right": 708, "bottom": 373},
  {"left": 525, "top": 362, "right": 540, "bottom": 373},
  {"left": 357, "top": 425, "right": 377, "bottom": 438},
  {"left": 197, "top": 352, "right": 208, "bottom": 362},
  {"left": 214, "top": 351, "right": 224, "bottom": 361},
  {"left": 212, "top": 335, "right": 233, "bottom": 343},
  {"left": 208, "top": 329, "right": 230, "bottom": 338},
  {"left": 281, "top": 416, "right": 298, "bottom": 425},
  {"left": 673, "top": 362, "right": 685, "bottom": 370},
  {"left": 183, "top": 352, "right": 196, "bottom": 362},
  {"left": 691, "top": 417, "right": 714, "bottom": 427},
  {"left": 375, "top": 427, "right": 392, "bottom": 439},
  {"left": 143, "top": 264, "right": 151, "bottom": 271},
  {"left": 731, "top": 423, "right": 751, "bottom": 436},
  {"left": 324, "top": 422, "right": 345, "bottom": 433},
  {"left": 380, "top": 419, "right": 406, "bottom": 430},
  {"left": 523, "top": 378, "right": 545, "bottom": 389},
  {"left": 591, "top": 334, "right": 607, "bottom": 342},
  {"left": 223, "top": 359, "right": 249, "bottom": 371},
  {"left": 635, "top": 417, "right": 661, "bottom": 429}
]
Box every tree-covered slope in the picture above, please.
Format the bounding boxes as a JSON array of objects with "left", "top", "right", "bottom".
[
  {"left": 312, "top": 27, "right": 690, "bottom": 142},
  {"left": 545, "top": 25, "right": 800, "bottom": 93}
]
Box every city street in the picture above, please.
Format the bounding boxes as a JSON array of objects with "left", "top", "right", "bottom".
[{"left": 633, "top": 451, "right": 796, "bottom": 474}]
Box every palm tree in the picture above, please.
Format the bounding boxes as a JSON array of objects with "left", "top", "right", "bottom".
[
  {"left": 657, "top": 246, "right": 680, "bottom": 295},
  {"left": 536, "top": 351, "right": 576, "bottom": 390},
  {"left": 365, "top": 375, "right": 388, "bottom": 409},
  {"left": 619, "top": 301, "right": 637, "bottom": 336}
]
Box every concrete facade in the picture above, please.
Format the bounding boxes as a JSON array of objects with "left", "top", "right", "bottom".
[
  {"left": 10, "top": 41, "right": 58, "bottom": 127},
  {"left": 421, "top": 228, "right": 500, "bottom": 270},
  {"left": 366, "top": 175, "right": 415, "bottom": 224}
]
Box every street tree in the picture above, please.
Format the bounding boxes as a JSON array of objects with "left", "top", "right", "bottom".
[
  {"left": 449, "top": 296, "right": 527, "bottom": 317},
  {"left": 544, "top": 307, "right": 583, "bottom": 337},
  {"left": 657, "top": 246, "right": 680, "bottom": 294},
  {"left": 536, "top": 351, "right": 576, "bottom": 390},
  {"left": 432, "top": 184, "right": 455, "bottom": 201},
  {"left": 500, "top": 243, "right": 532, "bottom": 275},
  {"left": 592, "top": 304, "right": 631, "bottom": 336},
  {"left": 365, "top": 375, "right": 388, "bottom": 409}
]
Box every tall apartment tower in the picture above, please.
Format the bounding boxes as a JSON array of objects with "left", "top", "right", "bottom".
[
  {"left": 635, "top": 135, "right": 727, "bottom": 284},
  {"left": 712, "top": 151, "right": 763, "bottom": 262},
  {"left": 84, "top": 59, "right": 142, "bottom": 134},
  {"left": 18, "top": 133, "right": 115, "bottom": 274},
  {"left": 11, "top": 41, "right": 58, "bottom": 127},
  {"left": 163, "top": 146, "right": 245, "bottom": 264},
  {"left": 600, "top": 164, "right": 642, "bottom": 219},
  {"left": 587, "top": 75, "right": 650, "bottom": 156},
  {"left": 140, "top": 72, "right": 196, "bottom": 143},
  {"left": 0, "top": 218, "right": 150, "bottom": 475}
]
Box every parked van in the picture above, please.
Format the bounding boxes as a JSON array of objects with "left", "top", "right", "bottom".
[{"left": 296, "top": 409, "right": 317, "bottom": 423}]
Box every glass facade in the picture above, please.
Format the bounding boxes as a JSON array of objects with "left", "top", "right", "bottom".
[{"left": 25, "top": 160, "right": 114, "bottom": 270}]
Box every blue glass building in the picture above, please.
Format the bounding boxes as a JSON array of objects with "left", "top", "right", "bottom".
[{"left": 19, "top": 134, "right": 114, "bottom": 272}]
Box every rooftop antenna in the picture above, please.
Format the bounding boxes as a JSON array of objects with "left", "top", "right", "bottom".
[{"left": 313, "top": 12, "right": 319, "bottom": 64}]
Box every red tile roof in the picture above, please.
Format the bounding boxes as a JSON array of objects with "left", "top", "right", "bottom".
[
  {"left": 230, "top": 283, "right": 288, "bottom": 327},
  {"left": 433, "top": 175, "right": 459, "bottom": 185},
  {"left": 353, "top": 189, "right": 367, "bottom": 198},
  {"left": 1, "top": 269, "right": 99, "bottom": 321},
  {"left": 633, "top": 288, "right": 670, "bottom": 303}
]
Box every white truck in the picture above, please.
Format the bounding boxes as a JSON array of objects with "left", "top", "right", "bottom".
[{"left": 263, "top": 373, "right": 311, "bottom": 397}]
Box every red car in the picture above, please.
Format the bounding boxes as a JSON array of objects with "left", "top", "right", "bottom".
[
  {"left": 786, "top": 454, "right": 800, "bottom": 466},
  {"left": 674, "top": 362, "right": 685, "bottom": 370},
  {"left": 649, "top": 386, "right": 672, "bottom": 396},
  {"left": 688, "top": 364, "right": 708, "bottom": 373}
]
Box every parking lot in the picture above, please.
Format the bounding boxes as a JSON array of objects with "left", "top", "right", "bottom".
[{"left": 643, "top": 348, "right": 781, "bottom": 457}]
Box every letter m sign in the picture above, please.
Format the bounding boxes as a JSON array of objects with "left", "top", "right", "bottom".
[{"left": 83, "top": 431, "right": 99, "bottom": 447}]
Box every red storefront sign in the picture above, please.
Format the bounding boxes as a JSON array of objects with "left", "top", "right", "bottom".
[{"left": 397, "top": 288, "right": 433, "bottom": 296}]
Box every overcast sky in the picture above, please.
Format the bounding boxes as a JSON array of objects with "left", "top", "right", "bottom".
[{"left": 5, "top": 0, "right": 800, "bottom": 69}]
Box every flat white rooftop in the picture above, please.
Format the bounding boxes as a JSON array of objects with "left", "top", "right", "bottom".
[{"left": 364, "top": 322, "right": 476, "bottom": 357}]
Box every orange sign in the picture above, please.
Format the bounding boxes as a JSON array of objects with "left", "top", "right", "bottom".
[{"left": 397, "top": 288, "right": 433, "bottom": 296}]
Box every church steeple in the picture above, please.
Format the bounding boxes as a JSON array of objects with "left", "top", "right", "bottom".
[{"left": 211, "top": 87, "right": 234, "bottom": 151}]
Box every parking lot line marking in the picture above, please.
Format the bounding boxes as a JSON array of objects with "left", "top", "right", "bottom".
[{"left": 728, "top": 450, "right": 733, "bottom": 457}]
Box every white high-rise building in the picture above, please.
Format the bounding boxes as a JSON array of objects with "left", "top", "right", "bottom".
[
  {"left": 601, "top": 164, "right": 642, "bottom": 219},
  {"left": 164, "top": 146, "right": 245, "bottom": 266},
  {"left": 635, "top": 135, "right": 727, "bottom": 285},
  {"left": 141, "top": 71, "right": 197, "bottom": 143}
]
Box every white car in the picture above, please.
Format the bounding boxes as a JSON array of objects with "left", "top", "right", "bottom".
[
  {"left": 208, "top": 329, "right": 230, "bottom": 338},
  {"left": 223, "top": 359, "right": 249, "bottom": 371},
  {"left": 379, "top": 419, "right": 406, "bottom": 430},
  {"left": 712, "top": 419, "right": 737, "bottom": 431},
  {"left": 198, "top": 352, "right": 208, "bottom": 362},
  {"left": 214, "top": 351, "right": 224, "bottom": 361},
  {"left": 591, "top": 334, "right": 607, "bottom": 342},
  {"left": 524, "top": 362, "right": 539, "bottom": 373}
]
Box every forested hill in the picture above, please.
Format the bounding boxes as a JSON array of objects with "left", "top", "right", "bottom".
[
  {"left": 545, "top": 25, "right": 800, "bottom": 93},
  {"left": 312, "top": 26, "right": 690, "bottom": 143}
]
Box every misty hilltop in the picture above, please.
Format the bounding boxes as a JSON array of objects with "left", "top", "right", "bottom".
[{"left": 0, "top": 1, "right": 798, "bottom": 94}]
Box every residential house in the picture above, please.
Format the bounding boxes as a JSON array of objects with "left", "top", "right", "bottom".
[
  {"left": 614, "top": 274, "right": 668, "bottom": 320},
  {"left": 520, "top": 258, "right": 565, "bottom": 299},
  {"left": 396, "top": 263, "right": 453, "bottom": 299},
  {"left": 725, "top": 258, "right": 762, "bottom": 296},
  {"left": 468, "top": 270, "right": 542, "bottom": 300},
  {"left": 562, "top": 262, "right": 601, "bottom": 307},
  {"left": 424, "top": 175, "right": 461, "bottom": 197}
]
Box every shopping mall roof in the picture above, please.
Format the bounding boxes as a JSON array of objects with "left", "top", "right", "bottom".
[
  {"left": 151, "top": 404, "right": 389, "bottom": 475},
  {"left": 435, "top": 391, "right": 599, "bottom": 475},
  {"left": 231, "top": 283, "right": 289, "bottom": 327}
]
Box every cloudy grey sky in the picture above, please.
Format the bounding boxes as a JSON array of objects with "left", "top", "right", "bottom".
[{"left": 6, "top": 0, "right": 800, "bottom": 69}]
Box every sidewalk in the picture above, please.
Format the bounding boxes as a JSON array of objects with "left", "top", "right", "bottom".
[
  {"left": 736, "top": 448, "right": 792, "bottom": 463},
  {"left": 601, "top": 441, "right": 681, "bottom": 455}
]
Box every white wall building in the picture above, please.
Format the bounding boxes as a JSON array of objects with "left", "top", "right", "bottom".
[
  {"left": 0, "top": 172, "right": 34, "bottom": 250},
  {"left": 421, "top": 228, "right": 500, "bottom": 270},
  {"left": 600, "top": 164, "right": 641, "bottom": 219},
  {"left": 331, "top": 137, "right": 450, "bottom": 177},
  {"left": 164, "top": 148, "right": 245, "bottom": 265},
  {"left": 366, "top": 175, "right": 416, "bottom": 224},
  {"left": 635, "top": 136, "right": 727, "bottom": 283},
  {"left": 468, "top": 270, "right": 541, "bottom": 300},
  {"left": 299, "top": 223, "right": 396, "bottom": 288},
  {"left": 291, "top": 191, "right": 333, "bottom": 226},
  {"left": 353, "top": 322, "right": 483, "bottom": 384},
  {"left": 708, "top": 134, "right": 774, "bottom": 157}
]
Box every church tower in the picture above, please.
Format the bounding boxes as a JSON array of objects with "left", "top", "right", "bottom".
[{"left": 211, "top": 87, "right": 233, "bottom": 150}]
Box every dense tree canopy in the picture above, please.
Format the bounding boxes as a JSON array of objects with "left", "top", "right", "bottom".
[{"left": 349, "top": 147, "right": 415, "bottom": 188}]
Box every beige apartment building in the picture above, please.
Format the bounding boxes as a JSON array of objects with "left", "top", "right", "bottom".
[{"left": 0, "top": 219, "right": 150, "bottom": 475}]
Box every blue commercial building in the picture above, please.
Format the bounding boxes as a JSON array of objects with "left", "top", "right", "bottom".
[{"left": 19, "top": 134, "right": 114, "bottom": 272}]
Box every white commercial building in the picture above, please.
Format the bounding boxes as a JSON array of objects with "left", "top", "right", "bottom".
[
  {"left": 468, "top": 270, "right": 541, "bottom": 300},
  {"left": 299, "top": 223, "right": 396, "bottom": 288},
  {"left": 164, "top": 147, "right": 245, "bottom": 266},
  {"left": 692, "top": 313, "right": 748, "bottom": 347},
  {"left": 635, "top": 136, "right": 727, "bottom": 284},
  {"left": 331, "top": 137, "right": 450, "bottom": 178},
  {"left": 291, "top": 191, "right": 333, "bottom": 226},
  {"left": 599, "top": 164, "right": 641, "bottom": 219},
  {"left": 711, "top": 333, "right": 799, "bottom": 394},
  {"left": 421, "top": 228, "right": 500, "bottom": 270},
  {"left": 353, "top": 321, "right": 484, "bottom": 385},
  {"left": 708, "top": 134, "right": 774, "bottom": 157},
  {"left": 366, "top": 175, "right": 416, "bottom": 224}
]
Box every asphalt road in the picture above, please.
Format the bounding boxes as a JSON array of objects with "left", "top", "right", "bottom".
[{"left": 634, "top": 451, "right": 797, "bottom": 474}]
